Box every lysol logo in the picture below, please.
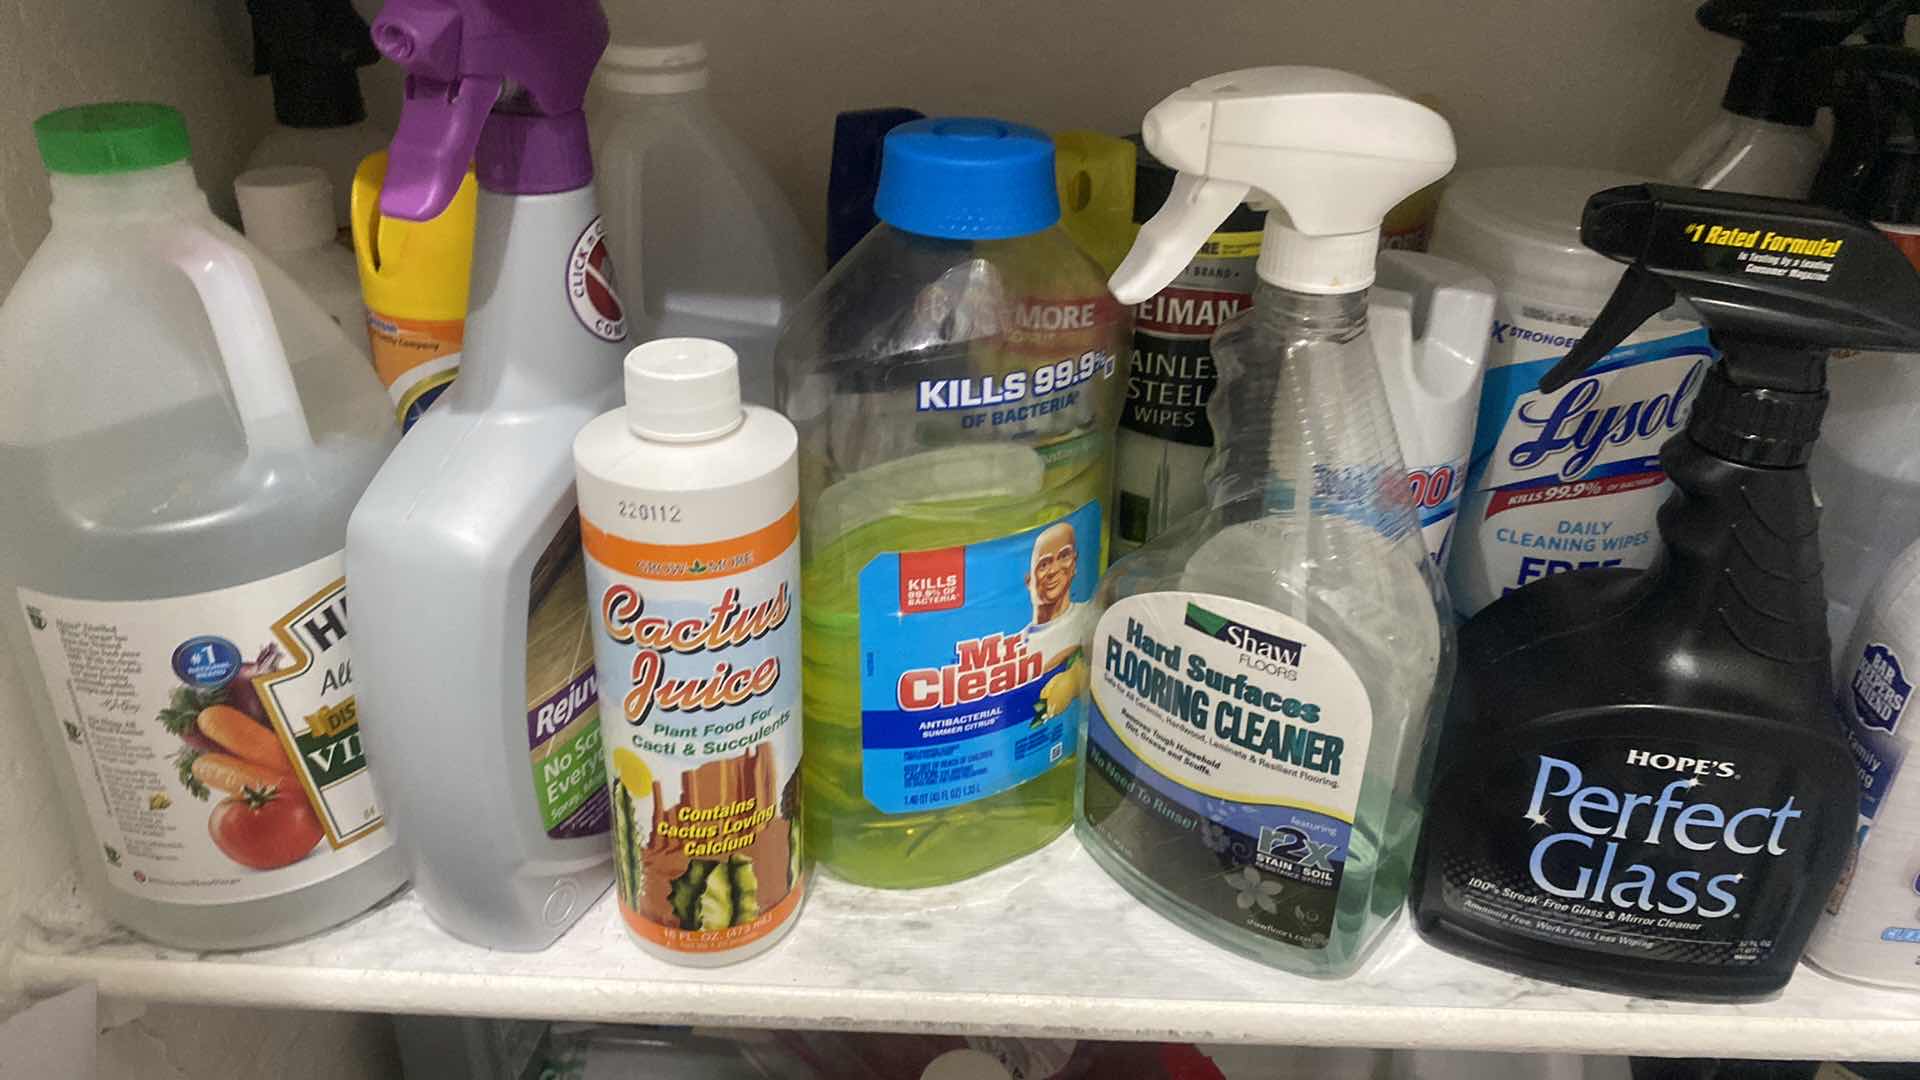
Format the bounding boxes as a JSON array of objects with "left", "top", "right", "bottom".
[{"left": 1506, "top": 360, "right": 1704, "bottom": 481}]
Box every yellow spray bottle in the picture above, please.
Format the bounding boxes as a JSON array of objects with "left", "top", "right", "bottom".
[{"left": 350, "top": 150, "right": 478, "bottom": 430}]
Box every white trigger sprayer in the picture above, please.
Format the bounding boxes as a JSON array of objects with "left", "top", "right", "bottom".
[{"left": 1109, "top": 67, "right": 1494, "bottom": 561}]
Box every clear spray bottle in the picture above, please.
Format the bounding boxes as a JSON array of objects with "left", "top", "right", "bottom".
[{"left": 1075, "top": 68, "right": 1458, "bottom": 977}]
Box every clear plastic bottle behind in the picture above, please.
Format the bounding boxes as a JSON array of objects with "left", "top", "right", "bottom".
[
  {"left": 778, "top": 119, "right": 1128, "bottom": 888},
  {"left": 0, "top": 103, "right": 402, "bottom": 948},
  {"left": 235, "top": 165, "right": 368, "bottom": 354},
  {"left": 589, "top": 42, "right": 819, "bottom": 408}
]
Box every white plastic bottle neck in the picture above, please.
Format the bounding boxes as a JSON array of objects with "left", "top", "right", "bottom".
[
  {"left": 50, "top": 162, "right": 206, "bottom": 224},
  {"left": 1256, "top": 215, "right": 1380, "bottom": 295},
  {"left": 453, "top": 184, "right": 625, "bottom": 413}
]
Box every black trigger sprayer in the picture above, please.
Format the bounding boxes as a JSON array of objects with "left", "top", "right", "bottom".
[{"left": 1411, "top": 184, "right": 1920, "bottom": 1001}]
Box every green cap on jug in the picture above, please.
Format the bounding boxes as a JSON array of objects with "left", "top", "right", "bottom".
[{"left": 34, "top": 102, "right": 189, "bottom": 175}]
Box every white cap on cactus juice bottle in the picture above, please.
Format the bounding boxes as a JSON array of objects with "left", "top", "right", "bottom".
[{"left": 573, "top": 338, "right": 806, "bottom": 965}]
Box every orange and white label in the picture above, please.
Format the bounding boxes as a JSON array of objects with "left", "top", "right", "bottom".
[
  {"left": 582, "top": 505, "right": 798, "bottom": 582},
  {"left": 365, "top": 310, "right": 463, "bottom": 431},
  {"left": 584, "top": 499, "right": 804, "bottom": 959},
  {"left": 621, "top": 876, "right": 805, "bottom": 953}
]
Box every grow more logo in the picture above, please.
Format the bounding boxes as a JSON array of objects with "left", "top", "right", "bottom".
[{"left": 1184, "top": 602, "right": 1301, "bottom": 669}]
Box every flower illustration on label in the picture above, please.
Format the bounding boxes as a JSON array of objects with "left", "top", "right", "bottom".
[
  {"left": 1200, "top": 820, "right": 1230, "bottom": 853},
  {"left": 1228, "top": 865, "right": 1282, "bottom": 914},
  {"left": 568, "top": 216, "right": 628, "bottom": 343}
]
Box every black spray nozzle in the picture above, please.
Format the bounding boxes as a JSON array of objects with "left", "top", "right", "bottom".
[
  {"left": 1808, "top": 43, "right": 1920, "bottom": 220},
  {"left": 1542, "top": 183, "right": 1920, "bottom": 464},
  {"left": 246, "top": 0, "right": 379, "bottom": 129},
  {"left": 1698, "top": 0, "right": 1917, "bottom": 123},
  {"left": 1544, "top": 184, "right": 1920, "bottom": 392},
  {"left": 1540, "top": 265, "right": 1676, "bottom": 394}
]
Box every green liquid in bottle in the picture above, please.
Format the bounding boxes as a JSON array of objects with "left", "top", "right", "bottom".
[{"left": 802, "top": 441, "right": 1111, "bottom": 888}]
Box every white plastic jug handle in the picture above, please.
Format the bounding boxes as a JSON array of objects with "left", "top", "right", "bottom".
[{"left": 151, "top": 223, "right": 314, "bottom": 455}]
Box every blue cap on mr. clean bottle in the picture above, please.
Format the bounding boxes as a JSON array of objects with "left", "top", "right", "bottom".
[{"left": 873, "top": 117, "right": 1060, "bottom": 240}]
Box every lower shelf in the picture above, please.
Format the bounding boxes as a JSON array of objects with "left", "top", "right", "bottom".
[{"left": 12, "top": 835, "right": 1920, "bottom": 1060}]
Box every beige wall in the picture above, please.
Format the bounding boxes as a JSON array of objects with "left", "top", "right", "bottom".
[
  {"left": 0, "top": 2, "right": 269, "bottom": 289},
  {"left": 354, "top": 1, "right": 1740, "bottom": 247}
]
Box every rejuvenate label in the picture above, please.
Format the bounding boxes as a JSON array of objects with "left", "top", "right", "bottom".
[
  {"left": 1082, "top": 592, "right": 1371, "bottom": 952},
  {"left": 19, "top": 553, "right": 389, "bottom": 903},
  {"left": 526, "top": 513, "right": 608, "bottom": 841},
  {"left": 583, "top": 503, "right": 804, "bottom": 955},
  {"left": 1447, "top": 308, "right": 1714, "bottom": 616},
  {"left": 1423, "top": 737, "right": 1832, "bottom": 965},
  {"left": 857, "top": 502, "right": 1099, "bottom": 813}
]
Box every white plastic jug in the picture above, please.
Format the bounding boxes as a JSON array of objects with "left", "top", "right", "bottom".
[
  {"left": 588, "top": 42, "right": 820, "bottom": 407},
  {"left": 0, "top": 104, "right": 402, "bottom": 949}
]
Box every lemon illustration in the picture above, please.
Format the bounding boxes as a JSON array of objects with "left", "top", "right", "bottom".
[
  {"left": 611, "top": 748, "right": 653, "bottom": 797},
  {"left": 1036, "top": 659, "right": 1087, "bottom": 722}
]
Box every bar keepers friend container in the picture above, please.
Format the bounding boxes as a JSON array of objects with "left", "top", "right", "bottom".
[
  {"left": 348, "top": 0, "right": 623, "bottom": 950},
  {"left": 1079, "top": 68, "right": 1457, "bottom": 978},
  {"left": 577, "top": 338, "right": 806, "bottom": 964},
  {"left": 777, "top": 118, "right": 1129, "bottom": 888},
  {"left": 0, "top": 103, "right": 403, "bottom": 948}
]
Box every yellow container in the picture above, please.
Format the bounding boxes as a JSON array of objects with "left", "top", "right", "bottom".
[
  {"left": 1052, "top": 131, "right": 1137, "bottom": 277},
  {"left": 350, "top": 151, "right": 478, "bottom": 430}
]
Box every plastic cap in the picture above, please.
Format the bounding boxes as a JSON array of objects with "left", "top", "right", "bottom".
[
  {"left": 1429, "top": 166, "right": 1652, "bottom": 311},
  {"left": 236, "top": 166, "right": 337, "bottom": 252},
  {"left": 596, "top": 40, "right": 708, "bottom": 94},
  {"left": 625, "top": 338, "right": 745, "bottom": 442},
  {"left": 34, "top": 102, "right": 189, "bottom": 175},
  {"left": 875, "top": 117, "right": 1060, "bottom": 240},
  {"left": 921, "top": 1050, "right": 1013, "bottom": 1080}
]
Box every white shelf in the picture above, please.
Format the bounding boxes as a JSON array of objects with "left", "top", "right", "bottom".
[{"left": 12, "top": 834, "right": 1920, "bottom": 1060}]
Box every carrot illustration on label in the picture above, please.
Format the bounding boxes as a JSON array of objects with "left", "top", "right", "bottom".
[{"left": 197, "top": 704, "right": 294, "bottom": 771}]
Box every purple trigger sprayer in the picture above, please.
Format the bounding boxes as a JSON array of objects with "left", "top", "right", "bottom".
[
  {"left": 373, "top": 0, "right": 605, "bottom": 219},
  {"left": 347, "top": 0, "right": 632, "bottom": 951}
]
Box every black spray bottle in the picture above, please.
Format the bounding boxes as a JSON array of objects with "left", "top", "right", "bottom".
[
  {"left": 1410, "top": 184, "right": 1920, "bottom": 1000},
  {"left": 242, "top": 0, "right": 391, "bottom": 227}
]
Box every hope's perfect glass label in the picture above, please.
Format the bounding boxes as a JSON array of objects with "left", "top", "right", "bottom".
[
  {"left": 1423, "top": 736, "right": 1835, "bottom": 965},
  {"left": 857, "top": 502, "right": 1100, "bottom": 813}
]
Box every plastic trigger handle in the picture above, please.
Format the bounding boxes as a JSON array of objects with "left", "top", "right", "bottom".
[
  {"left": 380, "top": 74, "right": 501, "bottom": 221},
  {"left": 1108, "top": 174, "right": 1251, "bottom": 305},
  {"left": 1537, "top": 263, "right": 1677, "bottom": 394}
]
